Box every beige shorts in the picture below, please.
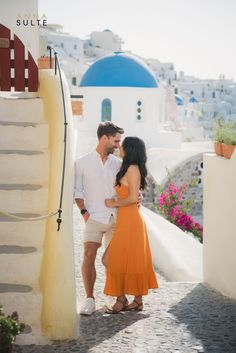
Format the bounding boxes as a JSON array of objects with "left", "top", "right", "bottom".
[{"left": 83, "top": 215, "right": 115, "bottom": 247}]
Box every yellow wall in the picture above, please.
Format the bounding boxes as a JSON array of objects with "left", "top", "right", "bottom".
[
  {"left": 39, "top": 69, "right": 77, "bottom": 339},
  {"left": 203, "top": 152, "right": 236, "bottom": 299}
]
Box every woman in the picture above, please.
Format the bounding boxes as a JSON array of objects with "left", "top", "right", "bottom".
[{"left": 102, "top": 136, "right": 158, "bottom": 314}]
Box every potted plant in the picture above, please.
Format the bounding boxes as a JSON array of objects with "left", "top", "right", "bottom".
[
  {"left": 0, "top": 305, "right": 25, "bottom": 353},
  {"left": 222, "top": 128, "right": 236, "bottom": 159},
  {"left": 38, "top": 55, "right": 54, "bottom": 69},
  {"left": 214, "top": 120, "right": 224, "bottom": 156}
]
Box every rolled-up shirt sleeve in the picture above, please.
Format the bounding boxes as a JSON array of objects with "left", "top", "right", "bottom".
[{"left": 74, "top": 158, "right": 84, "bottom": 199}]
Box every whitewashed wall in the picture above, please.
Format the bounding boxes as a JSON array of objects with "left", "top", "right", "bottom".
[
  {"left": 203, "top": 152, "right": 236, "bottom": 299},
  {"left": 74, "top": 86, "right": 181, "bottom": 156},
  {"left": 90, "top": 31, "right": 121, "bottom": 51}
]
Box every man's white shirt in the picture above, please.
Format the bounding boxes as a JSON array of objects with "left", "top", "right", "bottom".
[{"left": 74, "top": 150, "right": 122, "bottom": 224}]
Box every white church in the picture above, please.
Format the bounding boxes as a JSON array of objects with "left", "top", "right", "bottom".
[{"left": 75, "top": 52, "right": 181, "bottom": 156}]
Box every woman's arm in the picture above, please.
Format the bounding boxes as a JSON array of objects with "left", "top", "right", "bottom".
[{"left": 105, "top": 165, "right": 141, "bottom": 208}]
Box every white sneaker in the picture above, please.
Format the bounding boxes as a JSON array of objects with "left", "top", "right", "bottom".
[{"left": 79, "top": 298, "right": 96, "bottom": 316}]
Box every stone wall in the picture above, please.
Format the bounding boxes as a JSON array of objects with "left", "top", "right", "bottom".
[{"left": 143, "top": 154, "right": 203, "bottom": 224}]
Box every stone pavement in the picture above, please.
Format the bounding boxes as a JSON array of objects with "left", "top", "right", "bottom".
[{"left": 14, "top": 206, "right": 236, "bottom": 353}]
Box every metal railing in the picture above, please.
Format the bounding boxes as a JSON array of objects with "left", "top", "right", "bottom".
[{"left": 47, "top": 45, "right": 68, "bottom": 231}]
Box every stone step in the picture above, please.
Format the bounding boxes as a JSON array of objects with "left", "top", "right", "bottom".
[
  {"left": 0, "top": 283, "right": 33, "bottom": 293},
  {"left": 0, "top": 91, "right": 39, "bottom": 100},
  {"left": 0, "top": 150, "right": 49, "bottom": 184},
  {"left": 0, "top": 245, "right": 37, "bottom": 254},
  {"left": 16, "top": 329, "right": 50, "bottom": 345},
  {"left": 0, "top": 188, "right": 48, "bottom": 213},
  {"left": 0, "top": 184, "right": 42, "bottom": 190},
  {"left": 0, "top": 220, "right": 46, "bottom": 249},
  {"left": 0, "top": 212, "right": 41, "bottom": 222},
  {"left": 0, "top": 123, "right": 48, "bottom": 150},
  {"left": 0, "top": 97, "right": 45, "bottom": 123},
  {"left": 0, "top": 252, "right": 43, "bottom": 286},
  {"left": 0, "top": 150, "right": 44, "bottom": 155},
  {"left": 0, "top": 121, "right": 38, "bottom": 126},
  {"left": 1, "top": 291, "right": 48, "bottom": 344}
]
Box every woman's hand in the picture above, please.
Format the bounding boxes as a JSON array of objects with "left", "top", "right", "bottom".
[
  {"left": 137, "top": 190, "right": 143, "bottom": 208},
  {"left": 105, "top": 198, "right": 117, "bottom": 208}
]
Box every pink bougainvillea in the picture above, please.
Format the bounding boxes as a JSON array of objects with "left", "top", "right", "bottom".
[{"left": 157, "top": 174, "right": 203, "bottom": 242}]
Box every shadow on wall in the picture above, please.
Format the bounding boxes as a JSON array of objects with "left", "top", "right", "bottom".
[{"left": 169, "top": 283, "right": 236, "bottom": 353}]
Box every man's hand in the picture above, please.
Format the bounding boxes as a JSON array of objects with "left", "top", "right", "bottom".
[
  {"left": 83, "top": 212, "right": 90, "bottom": 223},
  {"left": 137, "top": 190, "right": 143, "bottom": 208}
]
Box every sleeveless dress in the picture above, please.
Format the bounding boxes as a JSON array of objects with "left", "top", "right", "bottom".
[{"left": 104, "top": 184, "right": 158, "bottom": 296}]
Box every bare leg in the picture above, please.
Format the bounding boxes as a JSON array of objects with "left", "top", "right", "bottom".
[
  {"left": 106, "top": 295, "right": 128, "bottom": 313},
  {"left": 101, "top": 245, "right": 110, "bottom": 268},
  {"left": 82, "top": 242, "right": 101, "bottom": 298}
]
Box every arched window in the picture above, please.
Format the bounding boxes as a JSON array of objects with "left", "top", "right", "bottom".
[{"left": 101, "top": 99, "right": 112, "bottom": 121}]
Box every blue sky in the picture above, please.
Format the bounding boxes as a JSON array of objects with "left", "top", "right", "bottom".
[{"left": 38, "top": 0, "right": 236, "bottom": 80}]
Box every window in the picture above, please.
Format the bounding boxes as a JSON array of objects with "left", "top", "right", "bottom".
[
  {"left": 60, "top": 43, "right": 64, "bottom": 48},
  {"left": 101, "top": 99, "right": 112, "bottom": 121},
  {"left": 136, "top": 100, "right": 143, "bottom": 121},
  {"left": 72, "top": 77, "right": 77, "bottom": 86},
  {"left": 74, "top": 44, "right": 77, "bottom": 50}
]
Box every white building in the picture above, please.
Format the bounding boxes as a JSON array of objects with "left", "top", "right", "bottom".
[
  {"left": 146, "top": 58, "right": 176, "bottom": 83},
  {"left": 74, "top": 52, "right": 181, "bottom": 156},
  {"left": 40, "top": 25, "right": 86, "bottom": 93},
  {"left": 86, "top": 29, "right": 123, "bottom": 53}
]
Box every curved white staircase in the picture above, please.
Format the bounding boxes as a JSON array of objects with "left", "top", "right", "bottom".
[{"left": 0, "top": 95, "right": 49, "bottom": 344}]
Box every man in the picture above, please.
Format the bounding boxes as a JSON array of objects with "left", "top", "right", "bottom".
[{"left": 74, "top": 122, "right": 124, "bottom": 315}]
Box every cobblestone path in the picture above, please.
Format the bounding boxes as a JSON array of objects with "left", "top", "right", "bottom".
[{"left": 14, "top": 206, "right": 236, "bottom": 353}]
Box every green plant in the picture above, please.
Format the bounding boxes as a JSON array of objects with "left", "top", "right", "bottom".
[
  {"left": 0, "top": 304, "right": 25, "bottom": 350},
  {"left": 214, "top": 120, "right": 236, "bottom": 144},
  {"left": 222, "top": 129, "right": 236, "bottom": 145},
  {"left": 214, "top": 121, "right": 224, "bottom": 143}
]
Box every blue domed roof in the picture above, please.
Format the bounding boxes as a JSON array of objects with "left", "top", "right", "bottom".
[
  {"left": 175, "top": 94, "right": 184, "bottom": 106},
  {"left": 189, "top": 96, "right": 198, "bottom": 103},
  {"left": 80, "top": 52, "right": 158, "bottom": 88}
]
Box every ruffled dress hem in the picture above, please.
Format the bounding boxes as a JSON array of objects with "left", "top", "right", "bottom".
[{"left": 104, "top": 271, "right": 158, "bottom": 296}]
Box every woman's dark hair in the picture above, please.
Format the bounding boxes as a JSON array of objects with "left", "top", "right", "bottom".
[{"left": 116, "top": 137, "right": 147, "bottom": 190}]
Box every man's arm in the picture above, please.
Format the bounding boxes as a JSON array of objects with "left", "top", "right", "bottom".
[
  {"left": 74, "top": 159, "right": 90, "bottom": 222},
  {"left": 75, "top": 198, "right": 90, "bottom": 222}
]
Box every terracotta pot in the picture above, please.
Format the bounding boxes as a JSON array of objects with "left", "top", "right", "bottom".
[
  {"left": 38, "top": 56, "right": 54, "bottom": 69},
  {"left": 222, "top": 143, "right": 236, "bottom": 159},
  {"left": 214, "top": 142, "right": 223, "bottom": 156}
]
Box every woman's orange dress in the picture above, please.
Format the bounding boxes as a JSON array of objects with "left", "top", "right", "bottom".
[{"left": 104, "top": 184, "right": 158, "bottom": 296}]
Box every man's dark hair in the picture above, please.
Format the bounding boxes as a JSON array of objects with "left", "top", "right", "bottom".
[{"left": 97, "top": 122, "right": 124, "bottom": 139}]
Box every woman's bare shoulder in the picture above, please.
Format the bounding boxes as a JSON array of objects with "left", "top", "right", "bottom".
[{"left": 127, "top": 165, "right": 140, "bottom": 175}]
